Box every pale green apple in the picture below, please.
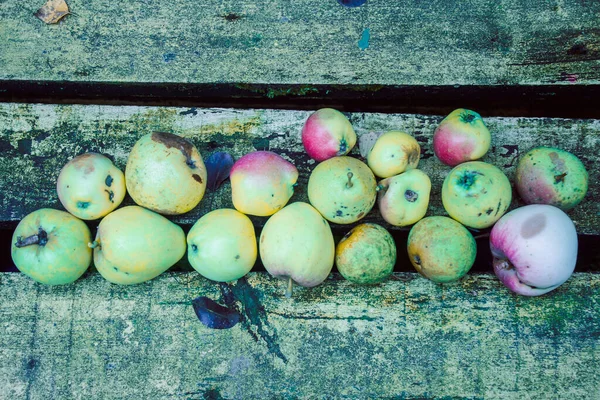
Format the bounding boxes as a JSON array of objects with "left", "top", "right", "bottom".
[
  {"left": 335, "top": 223, "right": 396, "bottom": 284},
  {"left": 57, "top": 153, "right": 126, "bottom": 220},
  {"left": 126, "top": 132, "right": 207, "bottom": 215},
  {"left": 187, "top": 208, "right": 257, "bottom": 282},
  {"left": 308, "top": 156, "right": 377, "bottom": 224},
  {"left": 367, "top": 131, "right": 421, "bottom": 178},
  {"left": 442, "top": 161, "right": 511, "bottom": 229},
  {"left": 260, "top": 202, "right": 335, "bottom": 296},
  {"left": 11, "top": 208, "right": 92, "bottom": 285},
  {"left": 377, "top": 169, "right": 431, "bottom": 227},
  {"left": 91, "top": 206, "right": 186, "bottom": 284},
  {"left": 407, "top": 216, "right": 476, "bottom": 283}
]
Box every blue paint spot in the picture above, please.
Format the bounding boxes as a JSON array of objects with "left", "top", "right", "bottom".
[
  {"left": 162, "top": 53, "right": 176, "bottom": 63},
  {"left": 338, "top": 0, "right": 367, "bottom": 7},
  {"left": 358, "top": 28, "right": 370, "bottom": 50}
]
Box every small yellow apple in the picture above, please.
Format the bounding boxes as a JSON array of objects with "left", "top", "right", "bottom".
[{"left": 367, "top": 131, "right": 421, "bottom": 178}]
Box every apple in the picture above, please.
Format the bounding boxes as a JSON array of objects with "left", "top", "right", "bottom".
[
  {"left": 407, "top": 216, "right": 477, "bottom": 283},
  {"left": 302, "top": 108, "right": 357, "bottom": 162},
  {"left": 260, "top": 202, "right": 335, "bottom": 297},
  {"left": 377, "top": 169, "right": 431, "bottom": 227},
  {"left": 230, "top": 151, "right": 298, "bottom": 217},
  {"left": 442, "top": 161, "right": 511, "bottom": 229},
  {"left": 367, "top": 131, "right": 421, "bottom": 178},
  {"left": 187, "top": 208, "right": 257, "bottom": 282},
  {"left": 515, "top": 146, "right": 588, "bottom": 211},
  {"left": 308, "top": 156, "right": 377, "bottom": 224},
  {"left": 490, "top": 204, "right": 578, "bottom": 296},
  {"left": 433, "top": 109, "right": 491, "bottom": 167},
  {"left": 11, "top": 208, "right": 92, "bottom": 285},
  {"left": 57, "top": 152, "right": 126, "bottom": 220},
  {"left": 125, "top": 132, "right": 207, "bottom": 215},
  {"left": 335, "top": 223, "right": 396, "bottom": 284},
  {"left": 90, "top": 206, "right": 186, "bottom": 284}
]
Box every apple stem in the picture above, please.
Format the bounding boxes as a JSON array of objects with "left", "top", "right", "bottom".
[
  {"left": 14, "top": 227, "right": 48, "bottom": 248},
  {"left": 285, "top": 277, "right": 293, "bottom": 298},
  {"left": 346, "top": 172, "right": 354, "bottom": 188},
  {"left": 88, "top": 240, "right": 101, "bottom": 249}
]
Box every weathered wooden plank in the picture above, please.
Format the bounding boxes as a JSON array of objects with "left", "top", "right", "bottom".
[
  {"left": 0, "top": 0, "right": 598, "bottom": 89},
  {"left": 1, "top": 103, "right": 598, "bottom": 234},
  {"left": 1, "top": 271, "right": 599, "bottom": 399}
]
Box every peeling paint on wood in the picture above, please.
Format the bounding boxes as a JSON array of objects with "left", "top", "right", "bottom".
[
  {"left": 0, "top": 271, "right": 598, "bottom": 399},
  {"left": 1, "top": 103, "right": 598, "bottom": 234}
]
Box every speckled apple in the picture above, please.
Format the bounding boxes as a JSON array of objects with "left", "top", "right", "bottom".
[
  {"left": 126, "top": 132, "right": 207, "bottom": 215},
  {"left": 308, "top": 156, "right": 377, "bottom": 224},
  {"left": 302, "top": 108, "right": 357, "bottom": 162},
  {"left": 335, "top": 223, "right": 396, "bottom": 284},
  {"left": 515, "top": 146, "right": 588, "bottom": 211},
  {"left": 433, "top": 109, "right": 491, "bottom": 167},
  {"left": 11, "top": 208, "right": 92, "bottom": 285},
  {"left": 230, "top": 151, "right": 298, "bottom": 217},
  {"left": 490, "top": 204, "right": 577, "bottom": 296},
  {"left": 407, "top": 216, "right": 477, "bottom": 283},
  {"left": 260, "top": 202, "right": 335, "bottom": 295},
  {"left": 187, "top": 208, "right": 257, "bottom": 282},
  {"left": 367, "top": 131, "right": 421, "bottom": 178},
  {"left": 442, "top": 161, "right": 511, "bottom": 229},
  {"left": 377, "top": 169, "right": 431, "bottom": 227},
  {"left": 57, "top": 153, "right": 126, "bottom": 220}
]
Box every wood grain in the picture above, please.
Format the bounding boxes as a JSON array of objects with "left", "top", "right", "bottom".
[
  {"left": 1, "top": 103, "right": 598, "bottom": 234},
  {"left": 1, "top": 271, "right": 599, "bottom": 399}
]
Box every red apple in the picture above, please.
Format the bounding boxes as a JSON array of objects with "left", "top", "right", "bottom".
[{"left": 302, "top": 108, "right": 357, "bottom": 162}]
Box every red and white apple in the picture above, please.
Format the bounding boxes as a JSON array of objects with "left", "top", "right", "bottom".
[
  {"left": 433, "top": 109, "right": 491, "bottom": 167},
  {"left": 302, "top": 108, "right": 357, "bottom": 162},
  {"left": 230, "top": 151, "right": 298, "bottom": 217},
  {"left": 490, "top": 204, "right": 578, "bottom": 296},
  {"left": 442, "top": 161, "right": 511, "bottom": 229},
  {"left": 377, "top": 169, "right": 431, "bottom": 227},
  {"left": 515, "top": 146, "right": 588, "bottom": 211}
]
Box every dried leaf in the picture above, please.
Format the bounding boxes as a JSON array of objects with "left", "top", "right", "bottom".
[
  {"left": 358, "top": 131, "right": 384, "bottom": 158},
  {"left": 205, "top": 151, "right": 234, "bottom": 191},
  {"left": 35, "top": 0, "right": 70, "bottom": 24},
  {"left": 192, "top": 296, "right": 241, "bottom": 329}
]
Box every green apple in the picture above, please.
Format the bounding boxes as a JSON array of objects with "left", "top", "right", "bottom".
[
  {"left": 187, "top": 208, "right": 257, "bottom": 282},
  {"left": 335, "top": 223, "right": 396, "bottom": 284},
  {"left": 125, "top": 132, "right": 207, "bottom": 215},
  {"left": 407, "top": 216, "right": 476, "bottom": 283},
  {"left": 442, "top": 161, "right": 511, "bottom": 229},
  {"left": 57, "top": 152, "right": 126, "bottom": 220},
  {"left": 367, "top": 131, "right": 421, "bottom": 178},
  {"left": 308, "top": 156, "right": 377, "bottom": 224},
  {"left": 260, "top": 202, "right": 335, "bottom": 297},
  {"left": 377, "top": 169, "right": 431, "bottom": 227},
  {"left": 11, "top": 208, "right": 92, "bottom": 285},
  {"left": 90, "top": 206, "right": 186, "bottom": 284}
]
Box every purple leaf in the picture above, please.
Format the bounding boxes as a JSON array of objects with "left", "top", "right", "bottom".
[
  {"left": 205, "top": 152, "right": 234, "bottom": 191},
  {"left": 192, "top": 296, "right": 241, "bottom": 329}
]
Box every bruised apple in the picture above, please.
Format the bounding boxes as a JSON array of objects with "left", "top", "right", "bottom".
[
  {"left": 367, "top": 131, "right": 420, "bottom": 178},
  {"left": 377, "top": 169, "right": 431, "bottom": 227}
]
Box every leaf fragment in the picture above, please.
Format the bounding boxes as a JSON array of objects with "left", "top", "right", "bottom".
[
  {"left": 192, "top": 296, "right": 241, "bottom": 329},
  {"left": 358, "top": 131, "right": 384, "bottom": 158},
  {"left": 35, "top": 0, "right": 70, "bottom": 24},
  {"left": 205, "top": 151, "right": 234, "bottom": 191}
]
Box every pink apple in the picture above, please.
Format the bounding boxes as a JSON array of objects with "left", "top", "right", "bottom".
[
  {"left": 515, "top": 146, "right": 588, "bottom": 211},
  {"left": 433, "top": 109, "right": 491, "bottom": 167},
  {"left": 301, "top": 108, "right": 357, "bottom": 162},
  {"left": 490, "top": 204, "right": 578, "bottom": 296},
  {"left": 230, "top": 151, "right": 298, "bottom": 217}
]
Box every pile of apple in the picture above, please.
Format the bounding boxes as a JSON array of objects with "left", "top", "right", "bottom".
[{"left": 10, "top": 108, "right": 589, "bottom": 298}]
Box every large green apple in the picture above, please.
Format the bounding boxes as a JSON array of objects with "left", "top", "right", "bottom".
[
  {"left": 57, "top": 152, "right": 126, "bottom": 220},
  {"left": 308, "top": 156, "right": 377, "bottom": 224},
  {"left": 126, "top": 132, "right": 207, "bottom": 215},
  {"left": 11, "top": 208, "right": 92, "bottom": 285},
  {"left": 187, "top": 208, "right": 257, "bottom": 282},
  {"left": 90, "top": 206, "right": 186, "bottom": 284}
]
